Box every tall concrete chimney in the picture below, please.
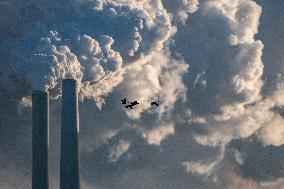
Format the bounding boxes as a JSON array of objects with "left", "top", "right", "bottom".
[
  {"left": 60, "top": 79, "right": 80, "bottom": 189},
  {"left": 32, "top": 91, "right": 49, "bottom": 189}
]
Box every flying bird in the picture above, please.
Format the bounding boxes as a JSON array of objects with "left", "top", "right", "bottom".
[
  {"left": 125, "top": 101, "right": 139, "bottom": 109},
  {"left": 151, "top": 101, "right": 159, "bottom": 106},
  {"left": 121, "top": 98, "right": 127, "bottom": 104}
]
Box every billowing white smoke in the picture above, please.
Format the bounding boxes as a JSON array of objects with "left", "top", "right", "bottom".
[
  {"left": 8, "top": 0, "right": 184, "bottom": 110},
  {"left": 11, "top": 30, "right": 124, "bottom": 108}
]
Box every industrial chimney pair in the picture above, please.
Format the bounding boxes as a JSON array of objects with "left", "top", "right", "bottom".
[{"left": 32, "top": 79, "right": 80, "bottom": 189}]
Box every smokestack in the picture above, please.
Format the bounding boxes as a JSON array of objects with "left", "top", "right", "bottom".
[
  {"left": 32, "top": 91, "right": 49, "bottom": 189},
  {"left": 60, "top": 79, "right": 80, "bottom": 189}
]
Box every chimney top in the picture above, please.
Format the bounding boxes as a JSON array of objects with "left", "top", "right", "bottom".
[
  {"left": 63, "top": 79, "right": 77, "bottom": 83},
  {"left": 32, "top": 90, "right": 48, "bottom": 95}
]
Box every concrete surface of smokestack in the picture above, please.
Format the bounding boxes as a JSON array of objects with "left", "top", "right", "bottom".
[
  {"left": 32, "top": 91, "right": 49, "bottom": 189},
  {"left": 60, "top": 79, "right": 80, "bottom": 189}
]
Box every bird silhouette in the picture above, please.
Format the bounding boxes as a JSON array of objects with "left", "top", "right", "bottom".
[
  {"left": 151, "top": 101, "right": 159, "bottom": 106},
  {"left": 121, "top": 98, "right": 127, "bottom": 104},
  {"left": 125, "top": 101, "right": 139, "bottom": 109}
]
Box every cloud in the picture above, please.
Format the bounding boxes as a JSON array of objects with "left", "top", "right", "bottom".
[
  {"left": 221, "top": 163, "right": 284, "bottom": 189},
  {"left": 1, "top": 0, "right": 284, "bottom": 188},
  {"left": 182, "top": 144, "right": 225, "bottom": 175},
  {"left": 4, "top": 0, "right": 179, "bottom": 107},
  {"left": 162, "top": 0, "right": 199, "bottom": 24},
  {"left": 257, "top": 115, "right": 284, "bottom": 146},
  {"left": 117, "top": 49, "right": 188, "bottom": 119},
  {"left": 108, "top": 139, "right": 130, "bottom": 162},
  {"left": 141, "top": 123, "right": 174, "bottom": 145},
  {"left": 170, "top": 0, "right": 282, "bottom": 150}
]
